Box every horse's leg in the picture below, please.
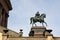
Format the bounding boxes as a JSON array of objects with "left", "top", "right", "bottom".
[
  {"left": 35, "top": 22, "right": 37, "bottom": 26},
  {"left": 32, "top": 23, "right": 33, "bottom": 27},
  {"left": 32, "top": 19, "right": 33, "bottom": 27},
  {"left": 32, "top": 19, "right": 35, "bottom": 27},
  {"left": 30, "top": 18, "right": 33, "bottom": 27},
  {"left": 33, "top": 21, "right": 36, "bottom": 26},
  {"left": 44, "top": 22, "right": 47, "bottom": 26},
  {"left": 42, "top": 22, "right": 44, "bottom": 26},
  {"left": 33, "top": 19, "right": 36, "bottom": 26}
]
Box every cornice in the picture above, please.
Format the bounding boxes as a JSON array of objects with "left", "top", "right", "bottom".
[{"left": 4, "top": 0, "right": 12, "bottom": 10}]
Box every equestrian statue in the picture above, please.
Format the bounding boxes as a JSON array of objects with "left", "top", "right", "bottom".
[{"left": 30, "top": 11, "right": 47, "bottom": 26}]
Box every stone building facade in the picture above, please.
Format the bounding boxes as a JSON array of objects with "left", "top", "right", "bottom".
[
  {"left": 0, "top": 0, "right": 12, "bottom": 28},
  {"left": 0, "top": 0, "right": 60, "bottom": 40}
]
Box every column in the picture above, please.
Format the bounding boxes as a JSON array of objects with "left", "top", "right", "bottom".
[
  {"left": 2, "top": 9, "right": 8, "bottom": 28},
  {"left": 0, "top": 3, "right": 3, "bottom": 26},
  {"left": 4, "top": 13, "right": 9, "bottom": 28},
  {"left": 0, "top": 33, "right": 2, "bottom": 40},
  {"left": 1, "top": 9, "right": 5, "bottom": 27}
]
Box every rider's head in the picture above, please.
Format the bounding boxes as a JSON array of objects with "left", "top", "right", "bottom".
[{"left": 35, "top": 11, "right": 40, "bottom": 16}]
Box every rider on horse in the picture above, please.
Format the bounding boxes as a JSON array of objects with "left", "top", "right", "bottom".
[
  {"left": 30, "top": 11, "right": 47, "bottom": 26},
  {"left": 35, "top": 11, "right": 40, "bottom": 19}
]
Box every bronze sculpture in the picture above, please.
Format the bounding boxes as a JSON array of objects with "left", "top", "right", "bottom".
[{"left": 30, "top": 11, "right": 47, "bottom": 26}]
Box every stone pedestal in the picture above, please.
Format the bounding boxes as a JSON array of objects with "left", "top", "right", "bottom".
[{"left": 29, "top": 26, "right": 53, "bottom": 37}]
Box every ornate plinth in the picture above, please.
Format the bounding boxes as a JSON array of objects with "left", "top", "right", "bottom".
[{"left": 29, "top": 26, "right": 53, "bottom": 37}]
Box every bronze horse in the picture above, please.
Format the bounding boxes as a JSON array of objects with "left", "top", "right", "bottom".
[{"left": 30, "top": 12, "right": 47, "bottom": 26}]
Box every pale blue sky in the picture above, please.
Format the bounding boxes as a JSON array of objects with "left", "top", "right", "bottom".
[{"left": 8, "top": 0, "right": 60, "bottom": 37}]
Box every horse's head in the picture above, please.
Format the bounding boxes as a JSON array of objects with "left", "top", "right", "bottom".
[{"left": 41, "top": 13, "right": 46, "bottom": 18}]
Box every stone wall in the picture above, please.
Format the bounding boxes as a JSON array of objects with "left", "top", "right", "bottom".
[
  {"left": 6, "top": 36, "right": 60, "bottom": 40},
  {"left": 0, "top": 26, "right": 19, "bottom": 37},
  {"left": 54, "top": 37, "right": 60, "bottom": 40},
  {"left": 7, "top": 29, "right": 19, "bottom": 37},
  {"left": 7, "top": 37, "right": 46, "bottom": 40}
]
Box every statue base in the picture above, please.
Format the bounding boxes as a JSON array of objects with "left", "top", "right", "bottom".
[{"left": 29, "top": 26, "right": 53, "bottom": 37}]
